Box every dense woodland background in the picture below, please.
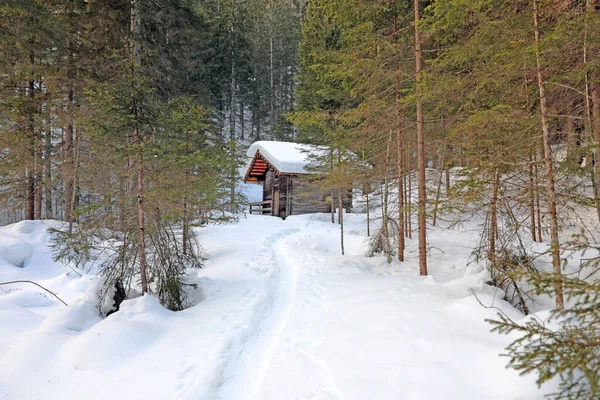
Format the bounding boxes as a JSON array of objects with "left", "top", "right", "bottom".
[{"left": 2, "top": 0, "right": 600, "bottom": 398}]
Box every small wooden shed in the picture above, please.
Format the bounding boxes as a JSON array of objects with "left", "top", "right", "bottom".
[{"left": 243, "top": 141, "right": 334, "bottom": 219}]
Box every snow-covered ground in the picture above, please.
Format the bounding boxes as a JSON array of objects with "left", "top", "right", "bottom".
[{"left": 0, "top": 213, "right": 554, "bottom": 400}]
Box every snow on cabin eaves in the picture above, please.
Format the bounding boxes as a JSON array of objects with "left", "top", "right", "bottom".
[{"left": 246, "top": 141, "right": 318, "bottom": 175}]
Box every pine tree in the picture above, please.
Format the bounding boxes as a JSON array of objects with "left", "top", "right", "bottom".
[{"left": 489, "top": 238, "right": 600, "bottom": 400}]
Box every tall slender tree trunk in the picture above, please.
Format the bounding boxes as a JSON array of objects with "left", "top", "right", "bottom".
[
  {"left": 240, "top": 101, "right": 245, "bottom": 141},
  {"left": 406, "top": 169, "right": 412, "bottom": 239},
  {"left": 64, "top": 75, "right": 74, "bottom": 231},
  {"left": 592, "top": 82, "right": 600, "bottom": 222},
  {"left": 383, "top": 131, "right": 393, "bottom": 263},
  {"left": 529, "top": 153, "right": 537, "bottom": 242},
  {"left": 432, "top": 158, "right": 444, "bottom": 227},
  {"left": 269, "top": 2, "right": 275, "bottom": 137},
  {"left": 131, "top": 0, "right": 148, "bottom": 295},
  {"left": 414, "top": 0, "right": 427, "bottom": 275},
  {"left": 136, "top": 142, "right": 148, "bottom": 295},
  {"left": 34, "top": 91, "right": 43, "bottom": 220},
  {"left": 445, "top": 165, "right": 450, "bottom": 197},
  {"left": 565, "top": 110, "right": 576, "bottom": 160},
  {"left": 329, "top": 148, "right": 335, "bottom": 223},
  {"left": 228, "top": 1, "right": 237, "bottom": 212},
  {"left": 489, "top": 170, "right": 500, "bottom": 263},
  {"left": 183, "top": 133, "right": 191, "bottom": 256},
  {"left": 591, "top": 75, "right": 600, "bottom": 222},
  {"left": 330, "top": 189, "right": 335, "bottom": 223},
  {"left": 584, "top": 0, "right": 600, "bottom": 222},
  {"left": 35, "top": 149, "right": 43, "bottom": 219},
  {"left": 337, "top": 150, "right": 345, "bottom": 252},
  {"left": 74, "top": 127, "right": 81, "bottom": 212},
  {"left": 44, "top": 112, "right": 53, "bottom": 219},
  {"left": 366, "top": 190, "right": 371, "bottom": 237},
  {"left": 229, "top": 94, "right": 236, "bottom": 213},
  {"left": 533, "top": 0, "right": 564, "bottom": 309},
  {"left": 339, "top": 187, "right": 345, "bottom": 256},
  {"left": 183, "top": 193, "right": 189, "bottom": 256},
  {"left": 534, "top": 153, "right": 543, "bottom": 243},
  {"left": 394, "top": 10, "right": 405, "bottom": 262},
  {"left": 396, "top": 131, "right": 405, "bottom": 261},
  {"left": 26, "top": 78, "right": 36, "bottom": 221}
]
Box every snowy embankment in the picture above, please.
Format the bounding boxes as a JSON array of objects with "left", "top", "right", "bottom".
[{"left": 0, "top": 214, "right": 551, "bottom": 399}]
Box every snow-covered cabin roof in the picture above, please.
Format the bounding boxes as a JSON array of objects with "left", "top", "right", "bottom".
[{"left": 244, "top": 141, "right": 319, "bottom": 183}]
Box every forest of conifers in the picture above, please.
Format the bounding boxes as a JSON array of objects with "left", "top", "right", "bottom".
[
  {"left": 1, "top": 0, "right": 302, "bottom": 307},
  {"left": 2, "top": 0, "right": 600, "bottom": 397}
]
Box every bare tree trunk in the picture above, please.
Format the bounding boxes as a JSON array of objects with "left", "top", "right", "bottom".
[
  {"left": 229, "top": 104, "right": 236, "bottom": 213},
  {"left": 533, "top": 151, "right": 543, "bottom": 242},
  {"left": 529, "top": 153, "right": 537, "bottom": 242},
  {"left": 256, "top": 118, "right": 261, "bottom": 141},
  {"left": 240, "top": 101, "right": 245, "bottom": 141},
  {"left": 406, "top": 169, "right": 412, "bottom": 239},
  {"left": 269, "top": 2, "right": 275, "bottom": 137},
  {"left": 64, "top": 80, "right": 74, "bottom": 231},
  {"left": 44, "top": 112, "right": 53, "bottom": 219},
  {"left": 74, "top": 127, "right": 81, "bottom": 212},
  {"left": 127, "top": 158, "right": 136, "bottom": 195},
  {"left": 337, "top": 189, "right": 342, "bottom": 225},
  {"left": 183, "top": 134, "right": 190, "bottom": 256},
  {"left": 136, "top": 148, "right": 148, "bottom": 294},
  {"left": 433, "top": 119, "right": 447, "bottom": 227},
  {"left": 432, "top": 159, "right": 444, "bottom": 227},
  {"left": 330, "top": 149, "right": 335, "bottom": 223},
  {"left": 26, "top": 78, "right": 36, "bottom": 221},
  {"left": 393, "top": 3, "right": 405, "bottom": 262},
  {"left": 131, "top": 0, "right": 148, "bottom": 295},
  {"left": 394, "top": 6, "right": 406, "bottom": 262},
  {"left": 339, "top": 187, "right": 345, "bottom": 256},
  {"left": 331, "top": 189, "right": 335, "bottom": 223},
  {"left": 383, "top": 131, "right": 393, "bottom": 263},
  {"left": 228, "top": 1, "right": 237, "bottom": 212},
  {"left": 414, "top": 0, "right": 428, "bottom": 275},
  {"left": 584, "top": 0, "right": 600, "bottom": 222},
  {"left": 337, "top": 149, "right": 345, "bottom": 252},
  {"left": 35, "top": 94, "right": 43, "bottom": 220},
  {"left": 396, "top": 131, "right": 405, "bottom": 261},
  {"left": 183, "top": 194, "right": 189, "bottom": 256},
  {"left": 445, "top": 165, "right": 450, "bottom": 197},
  {"left": 533, "top": 0, "right": 564, "bottom": 309},
  {"left": 366, "top": 190, "right": 371, "bottom": 237},
  {"left": 565, "top": 111, "right": 576, "bottom": 160},
  {"left": 591, "top": 76, "right": 600, "bottom": 223},
  {"left": 489, "top": 170, "right": 499, "bottom": 263}
]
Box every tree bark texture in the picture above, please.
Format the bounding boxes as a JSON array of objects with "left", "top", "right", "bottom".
[
  {"left": 131, "top": 0, "right": 148, "bottom": 295},
  {"left": 533, "top": 0, "right": 564, "bottom": 309},
  {"left": 26, "top": 78, "right": 35, "bottom": 221},
  {"left": 414, "top": 0, "right": 428, "bottom": 275}
]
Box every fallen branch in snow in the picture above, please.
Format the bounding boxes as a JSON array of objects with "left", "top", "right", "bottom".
[
  {"left": 471, "top": 288, "right": 545, "bottom": 326},
  {"left": 0, "top": 280, "right": 69, "bottom": 306}
]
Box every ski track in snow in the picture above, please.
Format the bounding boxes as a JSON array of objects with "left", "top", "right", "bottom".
[{"left": 184, "top": 227, "right": 301, "bottom": 400}]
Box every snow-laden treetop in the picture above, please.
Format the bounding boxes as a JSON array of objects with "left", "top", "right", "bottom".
[{"left": 246, "top": 141, "right": 318, "bottom": 174}]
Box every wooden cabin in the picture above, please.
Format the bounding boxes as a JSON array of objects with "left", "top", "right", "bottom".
[{"left": 243, "top": 141, "right": 347, "bottom": 219}]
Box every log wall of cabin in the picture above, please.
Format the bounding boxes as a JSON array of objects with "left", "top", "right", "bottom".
[
  {"left": 264, "top": 169, "right": 275, "bottom": 202},
  {"left": 278, "top": 174, "right": 289, "bottom": 218},
  {"left": 259, "top": 170, "right": 349, "bottom": 218},
  {"left": 289, "top": 175, "right": 329, "bottom": 215}
]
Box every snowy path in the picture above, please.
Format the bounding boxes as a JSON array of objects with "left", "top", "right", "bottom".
[
  {"left": 200, "top": 229, "right": 300, "bottom": 400},
  {"left": 0, "top": 214, "right": 552, "bottom": 400},
  {"left": 193, "top": 215, "right": 547, "bottom": 400}
]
